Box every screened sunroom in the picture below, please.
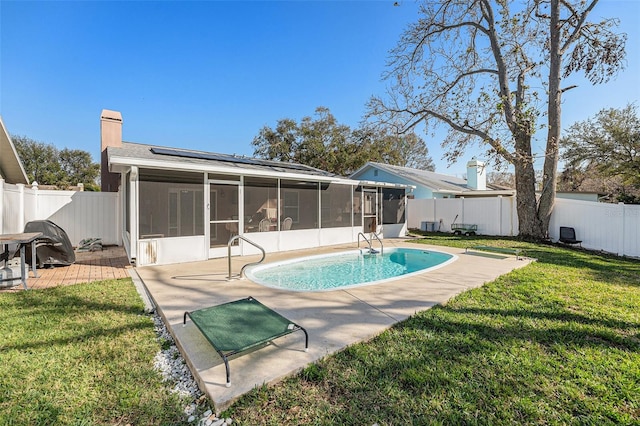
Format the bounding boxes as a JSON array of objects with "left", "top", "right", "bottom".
[{"left": 107, "top": 143, "right": 409, "bottom": 267}]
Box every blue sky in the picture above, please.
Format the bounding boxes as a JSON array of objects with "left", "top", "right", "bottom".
[{"left": 1, "top": 0, "right": 638, "bottom": 177}]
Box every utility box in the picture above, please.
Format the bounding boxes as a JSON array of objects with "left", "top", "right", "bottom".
[{"left": 420, "top": 221, "right": 437, "bottom": 232}]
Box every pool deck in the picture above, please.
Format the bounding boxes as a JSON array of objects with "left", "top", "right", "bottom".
[{"left": 135, "top": 239, "right": 533, "bottom": 413}]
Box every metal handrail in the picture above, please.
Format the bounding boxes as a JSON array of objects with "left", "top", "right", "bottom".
[
  {"left": 227, "top": 235, "right": 266, "bottom": 280},
  {"left": 370, "top": 232, "right": 384, "bottom": 254},
  {"left": 358, "top": 232, "right": 383, "bottom": 254},
  {"left": 357, "top": 232, "right": 371, "bottom": 252}
]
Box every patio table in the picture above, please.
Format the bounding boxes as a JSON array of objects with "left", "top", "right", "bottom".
[{"left": 0, "top": 232, "right": 42, "bottom": 290}]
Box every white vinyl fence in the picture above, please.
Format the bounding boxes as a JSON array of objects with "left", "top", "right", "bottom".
[
  {"left": 549, "top": 198, "right": 639, "bottom": 258},
  {"left": 1, "top": 180, "right": 120, "bottom": 246},
  {"left": 409, "top": 197, "right": 640, "bottom": 258},
  {"left": 408, "top": 196, "right": 519, "bottom": 236}
]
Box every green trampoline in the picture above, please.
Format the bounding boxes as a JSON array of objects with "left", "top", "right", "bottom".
[{"left": 183, "top": 296, "right": 308, "bottom": 387}]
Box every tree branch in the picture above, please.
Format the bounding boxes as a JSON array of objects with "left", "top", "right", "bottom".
[
  {"left": 559, "top": 0, "right": 599, "bottom": 54},
  {"left": 390, "top": 105, "right": 516, "bottom": 164}
]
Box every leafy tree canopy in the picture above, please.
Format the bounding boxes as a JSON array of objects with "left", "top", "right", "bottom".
[
  {"left": 559, "top": 104, "right": 640, "bottom": 203},
  {"left": 12, "top": 136, "right": 100, "bottom": 191},
  {"left": 252, "top": 106, "right": 435, "bottom": 176},
  {"left": 561, "top": 104, "right": 639, "bottom": 191}
]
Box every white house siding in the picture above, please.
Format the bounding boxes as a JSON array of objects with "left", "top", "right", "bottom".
[
  {"left": 239, "top": 228, "right": 360, "bottom": 257},
  {"left": 149, "top": 236, "right": 207, "bottom": 266}
]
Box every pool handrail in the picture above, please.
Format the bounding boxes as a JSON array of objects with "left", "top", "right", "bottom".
[
  {"left": 227, "top": 235, "right": 266, "bottom": 280},
  {"left": 358, "top": 232, "right": 383, "bottom": 255}
]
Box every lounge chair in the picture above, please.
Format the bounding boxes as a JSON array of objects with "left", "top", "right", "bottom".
[{"left": 559, "top": 226, "right": 582, "bottom": 247}]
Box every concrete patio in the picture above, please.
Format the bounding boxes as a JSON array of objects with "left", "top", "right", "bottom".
[{"left": 135, "top": 239, "right": 533, "bottom": 413}]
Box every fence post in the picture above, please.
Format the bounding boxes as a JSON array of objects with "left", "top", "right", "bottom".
[
  {"left": 433, "top": 198, "right": 437, "bottom": 226},
  {"left": 619, "top": 202, "right": 625, "bottom": 256},
  {"left": 31, "top": 181, "right": 39, "bottom": 222},
  {"left": 0, "top": 179, "right": 4, "bottom": 233},
  {"left": 498, "top": 196, "right": 503, "bottom": 236},
  {"left": 17, "top": 183, "right": 25, "bottom": 231}
]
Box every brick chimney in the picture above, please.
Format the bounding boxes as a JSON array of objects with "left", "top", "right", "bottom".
[
  {"left": 466, "top": 158, "right": 486, "bottom": 190},
  {"left": 100, "top": 109, "right": 122, "bottom": 192}
]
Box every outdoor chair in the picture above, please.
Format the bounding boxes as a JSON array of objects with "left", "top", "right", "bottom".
[
  {"left": 225, "top": 221, "right": 238, "bottom": 238},
  {"left": 282, "top": 217, "right": 292, "bottom": 230},
  {"left": 559, "top": 226, "right": 582, "bottom": 247},
  {"left": 258, "top": 218, "right": 271, "bottom": 232}
]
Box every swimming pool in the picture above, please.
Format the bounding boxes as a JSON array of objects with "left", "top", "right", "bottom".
[{"left": 245, "top": 248, "right": 456, "bottom": 291}]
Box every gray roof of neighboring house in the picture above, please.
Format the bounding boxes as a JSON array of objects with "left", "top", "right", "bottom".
[
  {"left": 351, "top": 162, "right": 467, "bottom": 192},
  {"left": 108, "top": 142, "right": 342, "bottom": 180},
  {"left": 0, "top": 116, "right": 29, "bottom": 184},
  {"left": 351, "top": 162, "right": 505, "bottom": 193}
]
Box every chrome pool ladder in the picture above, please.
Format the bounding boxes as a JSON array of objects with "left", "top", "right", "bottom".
[
  {"left": 227, "top": 235, "right": 266, "bottom": 280},
  {"left": 358, "top": 232, "right": 383, "bottom": 255}
]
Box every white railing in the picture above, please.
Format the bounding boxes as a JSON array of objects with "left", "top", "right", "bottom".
[
  {"left": 1, "top": 180, "right": 120, "bottom": 246},
  {"left": 409, "top": 197, "right": 640, "bottom": 258}
]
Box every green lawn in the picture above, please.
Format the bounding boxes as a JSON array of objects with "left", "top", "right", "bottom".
[
  {"left": 0, "top": 279, "right": 192, "bottom": 425},
  {"left": 1, "top": 237, "right": 638, "bottom": 425},
  {"left": 225, "top": 235, "right": 640, "bottom": 425}
]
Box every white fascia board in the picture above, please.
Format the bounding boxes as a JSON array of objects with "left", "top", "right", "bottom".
[
  {"left": 358, "top": 180, "right": 415, "bottom": 189},
  {"left": 459, "top": 190, "right": 516, "bottom": 196},
  {"left": 108, "top": 156, "right": 357, "bottom": 185},
  {"left": 434, "top": 189, "right": 463, "bottom": 195},
  {"left": 348, "top": 161, "right": 375, "bottom": 178},
  {"left": 0, "top": 116, "right": 29, "bottom": 184}
]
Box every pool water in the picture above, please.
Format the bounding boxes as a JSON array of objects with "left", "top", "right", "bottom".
[{"left": 245, "top": 248, "right": 456, "bottom": 291}]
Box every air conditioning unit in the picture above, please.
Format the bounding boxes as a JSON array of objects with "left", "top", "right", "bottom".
[{"left": 420, "top": 221, "right": 437, "bottom": 232}]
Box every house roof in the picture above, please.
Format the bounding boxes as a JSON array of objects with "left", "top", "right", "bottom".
[
  {"left": 108, "top": 142, "right": 355, "bottom": 184},
  {"left": 351, "top": 162, "right": 467, "bottom": 193},
  {"left": 350, "top": 162, "right": 506, "bottom": 193},
  {"left": 0, "top": 116, "right": 29, "bottom": 185}
]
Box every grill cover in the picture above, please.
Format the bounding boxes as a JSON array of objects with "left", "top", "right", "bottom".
[{"left": 24, "top": 220, "right": 75, "bottom": 267}]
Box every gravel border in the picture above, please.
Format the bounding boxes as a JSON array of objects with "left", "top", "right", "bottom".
[{"left": 152, "top": 313, "right": 234, "bottom": 425}]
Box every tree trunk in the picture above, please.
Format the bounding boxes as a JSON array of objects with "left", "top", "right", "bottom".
[
  {"left": 515, "top": 157, "right": 544, "bottom": 239},
  {"left": 514, "top": 131, "right": 545, "bottom": 240},
  {"left": 538, "top": 0, "right": 562, "bottom": 239}
]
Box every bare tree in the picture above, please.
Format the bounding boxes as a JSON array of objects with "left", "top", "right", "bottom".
[{"left": 367, "top": 0, "right": 625, "bottom": 239}]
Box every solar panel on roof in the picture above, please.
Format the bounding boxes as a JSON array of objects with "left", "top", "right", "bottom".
[{"left": 150, "top": 147, "right": 333, "bottom": 175}]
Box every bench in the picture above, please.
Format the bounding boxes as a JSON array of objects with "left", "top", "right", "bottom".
[{"left": 466, "top": 245, "right": 524, "bottom": 260}]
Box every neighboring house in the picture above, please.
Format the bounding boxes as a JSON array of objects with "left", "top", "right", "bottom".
[
  {"left": 350, "top": 160, "right": 515, "bottom": 199},
  {"left": 0, "top": 116, "right": 29, "bottom": 185},
  {"left": 101, "top": 110, "right": 409, "bottom": 267}
]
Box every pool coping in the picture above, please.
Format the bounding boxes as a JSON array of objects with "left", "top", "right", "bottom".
[{"left": 134, "top": 239, "right": 532, "bottom": 414}]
